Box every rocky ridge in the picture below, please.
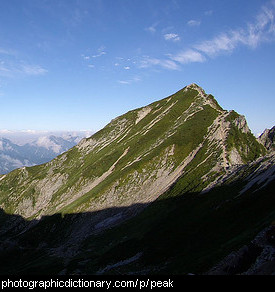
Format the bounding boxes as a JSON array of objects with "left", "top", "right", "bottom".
[{"left": 258, "top": 126, "right": 275, "bottom": 151}]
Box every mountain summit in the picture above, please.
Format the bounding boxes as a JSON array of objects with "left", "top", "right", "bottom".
[
  {"left": 0, "top": 84, "right": 274, "bottom": 275},
  {"left": 0, "top": 83, "right": 265, "bottom": 219}
]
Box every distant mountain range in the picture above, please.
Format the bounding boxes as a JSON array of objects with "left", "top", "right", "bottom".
[
  {"left": 0, "top": 84, "right": 274, "bottom": 275},
  {"left": 0, "top": 133, "right": 91, "bottom": 174}
]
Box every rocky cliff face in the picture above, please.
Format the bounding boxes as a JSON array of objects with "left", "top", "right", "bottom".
[
  {"left": 258, "top": 126, "right": 275, "bottom": 151},
  {"left": 0, "top": 83, "right": 273, "bottom": 275}
]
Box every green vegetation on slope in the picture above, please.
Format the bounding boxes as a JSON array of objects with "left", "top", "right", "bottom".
[
  {"left": 0, "top": 83, "right": 273, "bottom": 275},
  {"left": 0, "top": 85, "right": 222, "bottom": 217}
]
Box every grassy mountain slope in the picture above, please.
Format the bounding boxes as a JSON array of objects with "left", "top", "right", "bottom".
[
  {"left": 0, "top": 84, "right": 265, "bottom": 220},
  {"left": 0, "top": 153, "right": 274, "bottom": 275},
  {"left": 0, "top": 83, "right": 273, "bottom": 275}
]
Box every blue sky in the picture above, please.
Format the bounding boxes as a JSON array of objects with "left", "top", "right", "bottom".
[{"left": 0, "top": 0, "right": 274, "bottom": 135}]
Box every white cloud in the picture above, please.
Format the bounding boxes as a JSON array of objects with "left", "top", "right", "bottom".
[
  {"left": 164, "top": 33, "right": 180, "bottom": 42},
  {"left": 118, "top": 76, "right": 141, "bottom": 85},
  {"left": 129, "top": 1, "right": 275, "bottom": 72},
  {"left": 124, "top": 66, "right": 130, "bottom": 70},
  {"left": 245, "top": 3, "right": 275, "bottom": 47},
  {"left": 81, "top": 54, "right": 95, "bottom": 68},
  {"left": 0, "top": 47, "right": 47, "bottom": 77},
  {"left": 0, "top": 129, "right": 13, "bottom": 134},
  {"left": 159, "top": 59, "right": 180, "bottom": 70},
  {"left": 0, "top": 61, "right": 47, "bottom": 77},
  {"left": 92, "top": 51, "right": 106, "bottom": 58},
  {"left": 145, "top": 22, "right": 159, "bottom": 34},
  {"left": 139, "top": 56, "right": 180, "bottom": 70},
  {"left": 139, "top": 57, "right": 158, "bottom": 68},
  {"left": 118, "top": 80, "right": 130, "bottom": 85},
  {"left": 146, "top": 26, "right": 156, "bottom": 34},
  {"left": 170, "top": 49, "right": 205, "bottom": 64},
  {"left": 187, "top": 20, "right": 201, "bottom": 27},
  {"left": 194, "top": 1, "right": 275, "bottom": 57},
  {"left": 20, "top": 64, "right": 48, "bottom": 75},
  {"left": 92, "top": 46, "right": 107, "bottom": 58},
  {"left": 21, "top": 129, "right": 43, "bottom": 134},
  {"left": 194, "top": 32, "right": 239, "bottom": 56}
]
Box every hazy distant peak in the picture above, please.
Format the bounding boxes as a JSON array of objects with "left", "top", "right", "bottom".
[
  {"left": 35, "top": 136, "right": 62, "bottom": 153},
  {"left": 0, "top": 132, "right": 87, "bottom": 174}
]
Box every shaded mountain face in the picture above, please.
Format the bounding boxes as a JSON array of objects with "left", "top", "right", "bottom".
[
  {"left": 0, "top": 135, "right": 80, "bottom": 174},
  {"left": 0, "top": 83, "right": 273, "bottom": 275}
]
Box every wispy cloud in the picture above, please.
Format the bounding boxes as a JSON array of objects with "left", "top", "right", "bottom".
[
  {"left": 92, "top": 51, "right": 106, "bottom": 58},
  {"left": 0, "top": 60, "right": 47, "bottom": 77},
  {"left": 145, "top": 22, "right": 159, "bottom": 34},
  {"left": 139, "top": 1, "right": 275, "bottom": 71},
  {"left": 20, "top": 64, "right": 48, "bottom": 75},
  {"left": 194, "top": 32, "right": 239, "bottom": 56},
  {"left": 92, "top": 46, "right": 107, "bottom": 58},
  {"left": 118, "top": 80, "right": 130, "bottom": 85},
  {"left": 0, "top": 46, "right": 47, "bottom": 77},
  {"left": 187, "top": 20, "right": 201, "bottom": 27},
  {"left": 81, "top": 55, "right": 90, "bottom": 60},
  {"left": 118, "top": 76, "right": 141, "bottom": 85},
  {"left": 164, "top": 33, "right": 180, "bottom": 42},
  {"left": 194, "top": 1, "right": 275, "bottom": 57},
  {"left": 139, "top": 56, "right": 180, "bottom": 70},
  {"left": 82, "top": 47, "right": 106, "bottom": 68},
  {"left": 170, "top": 50, "right": 205, "bottom": 64}
]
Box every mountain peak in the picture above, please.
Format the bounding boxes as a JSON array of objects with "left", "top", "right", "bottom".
[
  {"left": 183, "top": 83, "right": 205, "bottom": 94},
  {"left": 0, "top": 85, "right": 273, "bottom": 275},
  {"left": 186, "top": 82, "right": 202, "bottom": 89},
  {"left": 181, "top": 83, "right": 223, "bottom": 112}
]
